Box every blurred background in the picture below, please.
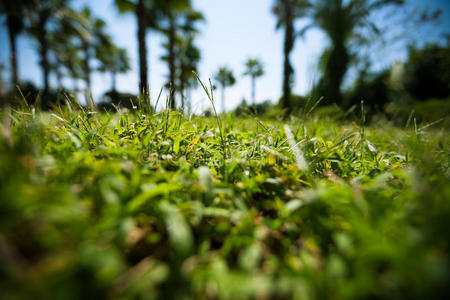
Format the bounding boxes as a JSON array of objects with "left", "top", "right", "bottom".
[{"left": 0, "top": 0, "right": 449, "bottom": 120}]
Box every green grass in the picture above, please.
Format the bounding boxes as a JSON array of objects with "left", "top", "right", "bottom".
[{"left": 0, "top": 98, "right": 449, "bottom": 299}]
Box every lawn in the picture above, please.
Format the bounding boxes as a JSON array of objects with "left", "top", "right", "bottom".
[{"left": 0, "top": 98, "right": 449, "bottom": 299}]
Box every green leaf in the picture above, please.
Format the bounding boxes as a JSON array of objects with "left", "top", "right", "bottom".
[
  {"left": 114, "top": 0, "right": 135, "bottom": 13},
  {"left": 126, "top": 182, "right": 181, "bottom": 213},
  {"left": 159, "top": 202, "right": 193, "bottom": 257}
]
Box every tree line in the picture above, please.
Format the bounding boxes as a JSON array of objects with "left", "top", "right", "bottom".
[
  {"left": 1, "top": 0, "right": 205, "bottom": 110},
  {"left": 1, "top": 0, "right": 447, "bottom": 114}
]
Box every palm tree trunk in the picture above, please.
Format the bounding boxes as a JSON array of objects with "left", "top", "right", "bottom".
[
  {"left": 82, "top": 42, "right": 91, "bottom": 91},
  {"left": 168, "top": 14, "right": 176, "bottom": 110},
  {"left": 72, "top": 78, "right": 78, "bottom": 92},
  {"left": 282, "top": 5, "right": 294, "bottom": 112},
  {"left": 0, "top": 57, "right": 9, "bottom": 109},
  {"left": 180, "top": 64, "right": 186, "bottom": 113},
  {"left": 56, "top": 70, "right": 63, "bottom": 89},
  {"left": 136, "top": 0, "right": 148, "bottom": 96},
  {"left": 187, "top": 88, "right": 192, "bottom": 115},
  {"left": 221, "top": 85, "right": 225, "bottom": 113},
  {"left": 251, "top": 76, "right": 256, "bottom": 105},
  {"left": 38, "top": 13, "right": 50, "bottom": 96},
  {"left": 325, "top": 42, "right": 349, "bottom": 105},
  {"left": 6, "top": 19, "right": 19, "bottom": 87},
  {"left": 111, "top": 72, "right": 117, "bottom": 92}
]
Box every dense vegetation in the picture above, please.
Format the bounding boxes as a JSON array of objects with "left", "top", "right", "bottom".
[
  {"left": 2, "top": 0, "right": 446, "bottom": 114},
  {"left": 1, "top": 92, "right": 448, "bottom": 299},
  {"left": 1, "top": 1, "right": 448, "bottom": 299}
]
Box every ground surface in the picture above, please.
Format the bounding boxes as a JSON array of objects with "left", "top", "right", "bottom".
[{"left": 0, "top": 103, "right": 449, "bottom": 299}]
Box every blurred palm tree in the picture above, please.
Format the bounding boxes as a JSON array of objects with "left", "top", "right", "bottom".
[
  {"left": 45, "top": 5, "right": 113, "bottom": 105},
  {"left": 309, "top": 0, "right": 404, "bottom": 105},
  {"left": 62, "top": 46, "right": 84, "bottom": 91},
  {"left": 115, "top": 0, "right": 159, "bottom": 96},
  {"left": 47, "top": 7, "right": 84, "bottom": 90},
  {"left": 0, "top": 0, "right": 32, "bottom": 87},
  {"left": 214, "top": 67, "right": 236, "bottom": 113},
  {"left": 160, "top": 8, "right": 203, "bottom": 112},
  {"left": 243, "top": 58, "right": 265, "bottom": 105},
  {"left": 76, "top": 6, "right": 111, "bottom": 93},
  {"left": 178, "top": 35, "right": 201, "bottom": 113},
  {"left": 272, "top": 0, "right": 312, "bottom": 112},
  {"left": 155, "top": 0, "right": 192, "bottom": 110},
  {"left": 97, "top": 43, "right": 131, "bottom": 92},
  {"left": 48, "top": 28, "right": 82, "bottom": 89},
  {"left": 27, "top": 0, "right": 71, "bottom": 96},
  {"left": 178, "top": 9, "right": 203, "bottom": 113}
]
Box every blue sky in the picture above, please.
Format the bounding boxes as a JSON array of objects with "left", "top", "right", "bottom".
[{"left": 0, "top": 0, "right": 449, "bottom": 112}]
